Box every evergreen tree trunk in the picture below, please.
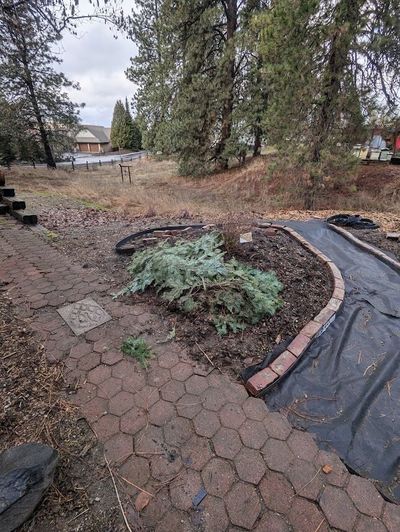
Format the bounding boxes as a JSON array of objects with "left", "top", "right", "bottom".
[
  {"left": 215, "top": 0, "right": 238, "bottom": 170},
  {"left": 8, "top": 13, "right": 56, "bottom": 168},
  {"left": 306, "top": 0, "right": 362, "bottom": 208}
]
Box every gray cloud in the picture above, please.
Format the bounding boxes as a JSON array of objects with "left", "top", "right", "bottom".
[{"left": 58, "top": 1, "right": 137, "bottom": 126}]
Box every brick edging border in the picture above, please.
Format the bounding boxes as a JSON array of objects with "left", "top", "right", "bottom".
[
  {"left": 245, "top": 222, "right": 345, "bottom": 397},
  {"left": 328, "top": 224, "right": 400, "bottom": 273}
]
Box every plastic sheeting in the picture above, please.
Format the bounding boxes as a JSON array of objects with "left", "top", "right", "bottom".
[{"left": 265, "top": 221, "right": 400, "bottom": 502}]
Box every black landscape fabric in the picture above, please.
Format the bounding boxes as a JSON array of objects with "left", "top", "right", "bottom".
[{"left": 264, "top": 221, "right": 400, "bottom": 502}]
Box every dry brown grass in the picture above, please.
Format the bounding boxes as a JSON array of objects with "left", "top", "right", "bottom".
[{"left": 5, "top": 155, "right": 400, "bottom": 230}]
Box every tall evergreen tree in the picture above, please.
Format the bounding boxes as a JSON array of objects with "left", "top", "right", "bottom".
[
  {"left": 0, "top": 1, "right": 82, "bottom": 167},
  {"left": 110, "top": 99, "right": 126, "bottom": 150},
  {"left": 257, "top": 0, "right": 400, "bottom": 207}
]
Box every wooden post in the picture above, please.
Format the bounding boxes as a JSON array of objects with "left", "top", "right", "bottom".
[
  {"left": 128, "top": 166, "right": 131, "bottom": 184},
  {"left": 99, "top": 160, "right": 102, "bottom": 166},
  {"left": 86, "top": 161, "right": 89, "bottom": 171},
  {"left": 119, "top": 164, "right": 124, "bottom": 182},
  {"left": 71, "top": 160, "right": 75, "bottom": 171},
  {"left": 32, "top": 160, "right": 36, "bottom": 168}
]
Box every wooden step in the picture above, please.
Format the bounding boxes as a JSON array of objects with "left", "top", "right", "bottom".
[
  {"left": 0, "top": 186, "right": 15, "bottom": 197},
  {"left": 0, "top": 203, "right": 9, "bottom": 215},
  {"left": 2, "top": 196, "right": 26, "bottom": 210},
  {"left": 12, "top": 210, "right": 37, "bottom": 225}
]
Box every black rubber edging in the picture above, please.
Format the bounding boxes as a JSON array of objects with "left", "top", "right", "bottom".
[{"left": 115, "top": 224, "right": 212, "bottom": 254}]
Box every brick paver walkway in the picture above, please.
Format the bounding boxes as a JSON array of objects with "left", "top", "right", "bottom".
[{"left": 1, "top": 217, "right": 399, "bottom": 531}]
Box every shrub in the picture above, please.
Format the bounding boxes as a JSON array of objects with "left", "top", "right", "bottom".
[{"left": 120, "top": 232, "right": 283, "bottom": 335}]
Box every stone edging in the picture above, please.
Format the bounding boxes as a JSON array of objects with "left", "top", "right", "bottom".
[
  {"left": 245, "top": 222, "right": 345, "bottom": 397},
  {"left": 328, "top": 223, "right": 400, "bottom": 272}
]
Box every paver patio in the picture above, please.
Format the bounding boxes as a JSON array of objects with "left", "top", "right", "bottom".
[{"left": 1, "top": 217, "right": 399, "bottom": 531}]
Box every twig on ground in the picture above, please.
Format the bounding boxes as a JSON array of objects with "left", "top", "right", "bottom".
[
  {"left": 195, "top": 342, "right": 214, "bottom": 367},
  {"left": 314, "top": 517, "right": 326, "bottom": 532},
  {"left": 104, "top": 454, "right": 133, "bottom": 532},
  {"left": 117, "top": 473, "right": 154, "bottom": 497},
  {"left": 67, "top": 508, "right": 89, "bottom": 524}
]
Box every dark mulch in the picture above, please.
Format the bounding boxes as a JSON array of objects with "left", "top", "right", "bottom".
[
  {"left": 119, "top": 228, "right": 332, "bottom": 376},
  {"left": 347, "top": 228, "right": 400, "bottom": 262},
  {"left": 0, "top": 294, "right": 140, "bottom": 532}
]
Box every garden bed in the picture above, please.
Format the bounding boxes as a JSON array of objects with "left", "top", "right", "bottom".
[
  {"left": 119, "top": 226, "right": 332, "bottom": 376},
  {"left": 346, "top": 228, "right": 400, "bottom": 262}
]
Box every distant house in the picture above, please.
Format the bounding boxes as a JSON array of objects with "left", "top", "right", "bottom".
[{"left": 75, "top": 125, "right": 112, "bottom": 153}]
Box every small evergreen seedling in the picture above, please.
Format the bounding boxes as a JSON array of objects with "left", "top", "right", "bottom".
[{"left": 121, "top": 337, "right": 152, "bottom": 368}]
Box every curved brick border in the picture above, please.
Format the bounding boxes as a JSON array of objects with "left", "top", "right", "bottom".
[
  {"left": 245, "top": 222, "right": 345, "bottom": 396},
  {"left": 328, "top": 223, "right": 400, "bottom": 272}
]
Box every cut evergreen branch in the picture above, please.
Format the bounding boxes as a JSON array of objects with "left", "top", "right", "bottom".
[
  {"left": 121, "top": 337, "right": 153, "bottom": 368},
  {"left": 120, "top": 232, "right": 283, "bottom": 335}
]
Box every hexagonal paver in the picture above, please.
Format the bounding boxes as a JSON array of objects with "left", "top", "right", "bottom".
[
  {"left": 148, "top": 400, "right": 176, "bottom": 426},
  {"left": 346, "top": 476, "right": 384, "bottom": 517},
  {"left": 234, "top": 447, "right": 266, "bottom": 485},
  {"left": 201, "top": 387, "right": 226, "bottom": 412},
  {"left": 101, "top": 349, "right": 124, "bottom": 365},
  {"left": 223, "top": 382, "right": 249, "bottom": 405},
  {"left": 170, "top": 469, "right": 202, "bottom": 510},
  {"left": 112, "top": 360, "right": 135, "bottom": 379},
  {"left": 239, "top": 419, "right": 268, "bottom": 450},
  {"left": 164, "top": 417, "right": 194, "bottom": 447},
  {"left": 81, "top": 397, "right": 108, "bottom": 422},
  {"left": 288, "top": 497, "right": 329, "bottom": 532},
  {"left": 219, "top": 403, "right": 246, "bottom": 429},
  {"left": 254, "top": 511, "right": 290, "bottom": 532},
  {"left": 147, "top": 366, "right": 171, "bottom": 388},
  {"left": 104, "top": 433, "right": 133, "bottom": 464},
  {"left": 135, "top": 426, "right": 164, "bottom": 454},
  {"left": 225, "top": 482, "right": 261, "bottom": 530},
  {"left": 69, "top": 341, "right": 93, "bottom": 359},
  {"left": 181, "top": 435, "right": 213, "bottom": 471},
  {"left": 185, "top": 375, "right": 209, "bottom": 395},
  {"left": 264, "top": 411, "right": 292, "bottom": 440},
  {"left": 212, "top": 427, "right": 242, "bottom": 459},
  {"left": 121, "top": 370, "right": 147, "bottom": 393},
  {"left": 150, "top": 451, "right": 183, "bottom": 481},
  {"left": 134, "top": 386, "right": 160, "bottom": 409},
  {"left": 317, "top": 450, "right": 349, "bottom": 487},
  {"left": 383, "top": 503, "right": 400, "bottom": 532},
  {"left": 141, "top": 487, "right": 170, "bottom": 528},
  {"left": 92, "top": 414, "right": 120, "bottom": 441},
  {"left": 158, "top": 351, "right": 180, "bottom": 369},
  {"left": 170, "top": 362, "right": 194, "bottom": 381},
  {"left": 201, "top": 458, "right": 235, "bottom": 497},
  {"left": 120, "top": 406, "right": 147, "bottom": 435},
  {"left": 160, "top": 380, "right": 186, "bottom": 402},
  {"left": 108, "top": 391, "right": 136, "bottom": 416},
  {"left": 287, "top": 429, "right": 318, "bottom": 461},
  {"left": 201, "top": 495, "right": 229, "bottom": 531},
  {"left": 175, "top": 394, "right": 202, "bottom": 419},
  {"left": 320, "top": 485, "right": 358, "bottom": 530},
  {"left": 242, "top": 397, "right": 268, "bottom": 421},
  {"left": 78, "top": 352, "right": 100, "bottom": 371},
  {"left": 118, "top": 455, "right": 150, "bottom": 493},
  {"left": 287, "top": 458, "right": 323, "bottom": 501},
  {"left": 97, "top": 377, "right": 122, "bottom": 399},
  {"left": 87, "top": 364, "right": 112, "bottom": 385},
  {"left": 194, "top": 410, "right": 221, "bottom": 438},
  {"left": 355, "top": 515, "right": 387, "bottom": 532},
  {"left": 259, "top": 470, "right": 295, "bottom": 514},
  {"left": 262, "top": 439, "right": 294, "bottom": 473}
]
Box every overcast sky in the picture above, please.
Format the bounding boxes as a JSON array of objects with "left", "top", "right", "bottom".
[{"left": 58, "top": 1, "right": 137, "bottom": 126}]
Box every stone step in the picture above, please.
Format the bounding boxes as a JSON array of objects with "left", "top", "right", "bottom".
[
  {"left": 0, "top": 186, "right": 15, "bottom": 197},
  {"left": 0, "top": 203, "right": 9, "bottom": 215},
  {"left": 12, "top": 210, "right": 37, "bottom": 225},
  {"left": 2, "top": 196, "right": 26, "bottom": 210}
]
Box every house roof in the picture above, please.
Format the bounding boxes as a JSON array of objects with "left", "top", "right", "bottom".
[{"left": 76, "top": 125, "right": 111, "bottom": 144}]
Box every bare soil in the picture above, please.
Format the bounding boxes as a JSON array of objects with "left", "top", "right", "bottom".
[{"left": 0, "top": 293, "right": 141, "bottom": 532}]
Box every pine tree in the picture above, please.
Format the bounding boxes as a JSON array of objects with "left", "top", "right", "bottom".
[
  {"left": 110, "top": 100, "right": 126, "bottom": 150},
  {"left": 257, "top": 0, "right": 400, "bottom": 208},
  {"left": 0, "top": 1, "right": 81, "bottom": 167}
]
